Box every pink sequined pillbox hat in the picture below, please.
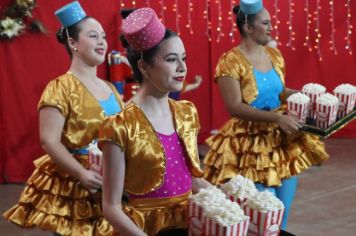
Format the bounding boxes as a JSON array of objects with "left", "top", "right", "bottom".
[{"left": 122, "top": 8, "right": 165, "bottom": 51}]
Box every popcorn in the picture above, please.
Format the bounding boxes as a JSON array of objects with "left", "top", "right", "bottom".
[
  {"left": 205, "top": 200, "right": 248, "bottom": 226},
  {"left": 286, "top": 92, "right": 310, "bottom": 124},
  {"left": 243, "top": 191, "right": 285, "bottom": 236},
  {"left": 302, "top": 83, "right": 326, "bottom": 119},
  {"left": 333, "top": 84, "right": 356, "bottom": 118},
  {"left": 189, "top": 186, "right": 250, "bottom": 236},
  {"left": 245, "top": 191, "right": 284, "bottom": 212},
  {"left": 315, "top": 93, "right": 339, "bottom": 129},
  {"left": 189, "top": 186, "right": 227, "bottom": 235},
  {"left": 302, "top": 83, "right": 326, "bottom": 93},
  {"left": 221, "top": 175, "right": 258, "bottom": 204},
  {"left": 190, "top": 186, "right": 227, "bottom": 208}
]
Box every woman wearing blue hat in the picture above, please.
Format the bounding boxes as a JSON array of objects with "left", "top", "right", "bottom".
[
  {"left": 3, "top": 1, "right": 123, "bottom": 235},
  {"left": 203, "top": 0, "right": 329, "bottom": 230}
]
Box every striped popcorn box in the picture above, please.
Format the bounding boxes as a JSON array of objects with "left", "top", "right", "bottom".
[
  {"left": 301, "top": 91, "right": 323, "bottom": 119},
  {"left": 334, "top": 92, "right": 354, "bottom": 119},
  {"left": 315, "top": 103, "right": 338, "bottom": 129},
  {"left": 88, "top": 141, "right": 103, "bottom": 175},
  {"left": 287, "top": 92, "right": 310, "bottom": 124},
  {"left": 228, "top": 195, "right": 246, "bottom": 205},
  {"left": 315, "top": 93, "right": 339, "bottom": 129},
  {"left": 302, "top": 83, "right": 326, "bottom": 119},
  {"left": 204, "top": 217, "right": 250, "bottom": 236},
  {"left": 243, "top": 206, "right": 284, "bottom": 236},
  {"left": 287, "top": 101, "right": 309, "bottom": 123},
  {"left": 333, "top": 84, "right": 356, "bottom": 118},
  {"left": 188, "top": 199, "right": 205, "bottom": 236}
]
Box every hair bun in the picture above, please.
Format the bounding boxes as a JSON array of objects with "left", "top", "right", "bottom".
[
  {"left": 56, "top": 27, "right": 66, "bottom": 44},
  {"left": 233, "top": 5, "right": 240, "bottom": 15}
]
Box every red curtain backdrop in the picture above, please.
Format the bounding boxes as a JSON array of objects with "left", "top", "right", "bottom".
[{"left": 1, "top": 0, "right": 355, "bottom": 183}]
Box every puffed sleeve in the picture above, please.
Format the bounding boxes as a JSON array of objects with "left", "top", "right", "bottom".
[
  {"left": 37, "top": 79, "right": 69, "bottom": 117},
  {"left": 215, "top": 51, "right": 242, "bottom": 82},
  {"left": 188, "top": 101, "right": 201, "bottom": 131},
  {"left": 98, "top": 115, "right": 127, "bottom": 152}
]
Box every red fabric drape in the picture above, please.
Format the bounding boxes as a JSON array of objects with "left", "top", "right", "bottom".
[{"left": 1, "top": 0, "right": 355, "bottom": 183}]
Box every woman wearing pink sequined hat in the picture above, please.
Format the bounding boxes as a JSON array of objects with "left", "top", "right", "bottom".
[{"left": 98, "top": 7, "right": 211, "bottom": 236}]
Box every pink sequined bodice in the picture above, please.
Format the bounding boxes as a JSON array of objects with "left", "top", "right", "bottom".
[{"left": 129, "top": 132, "right": 192, "bottom": 199}]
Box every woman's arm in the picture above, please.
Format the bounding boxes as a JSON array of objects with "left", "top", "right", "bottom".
[
  {"left": 39, "top": 107, "right": 102, "bottom": 192},
  {"left": 284, "top": 87, "right": 299, "bottom": 100},
  {"left": 217, "top": 76, "right": 300, "bottom": 134},
  {"left": 102, "top": 143, "right": 147, "bottom": 236},
  {"left": 182, "top": 75, "right": 203, "bottom": 93}
]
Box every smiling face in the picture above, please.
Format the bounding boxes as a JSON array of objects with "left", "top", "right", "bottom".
[
  {"left": 70, "top": 18, "right": 107, "bottom": 66},
  {"left": 248, "top": 9, "right": 272, "bottom": 45},
  {"left": 143, "top": 36, "right": 187, "bottom": 93}
]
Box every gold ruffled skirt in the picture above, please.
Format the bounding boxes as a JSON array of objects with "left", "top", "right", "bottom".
[
  {"left": 113, "top": 191, "right": 190, "bottom": 236},
  {"left": 203, "top": 117, "right": 329, "bottom": 186},
  {"left": 3, "top": 154, "right": 112, "bottom": 236}
]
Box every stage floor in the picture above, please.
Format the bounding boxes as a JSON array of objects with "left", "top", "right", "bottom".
[{"left": 1, "top": 138, "right": 355, "bottom": 236}]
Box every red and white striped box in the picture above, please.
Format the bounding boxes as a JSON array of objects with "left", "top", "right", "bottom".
[
  {"left": 287, "top": 101, "right": 309, "bottom": 124},
  {"left": 204, "top": 218, "right": 249, "bottom": 236},
  {"left": 242, "top": 206, "right": 284, "bottom": 236},
  {"left": 188, "top": 200, "right": 205, "bottom": 236},
  {"left": 334, "top": 92, "right": 355, "bottom": 119},
  {"left": 227, "top": 195, "right": 246, "bottom": 206},
  {"left": 302, "top": 91, "right": 323, "bottom": 119},
  {"left": 88, "top": 147, "right": 103, "bottom": 176},
  {"left": 315, "top": 103, "right": 338, "bottom": 129}
]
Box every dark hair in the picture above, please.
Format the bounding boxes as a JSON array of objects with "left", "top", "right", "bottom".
[
  {"left": 233, "top": 5, "right": 258, "bottom": 37},
  {"left": 120, "top": 8, "right": 136, "bottom": 19},
  {"left": 120, "top": 29, "right": 178, "bottom": 83},
  {"left": 56, "top": 16, "right": 91, "bottom": 58}
]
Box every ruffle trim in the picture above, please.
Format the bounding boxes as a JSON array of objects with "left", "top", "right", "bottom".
[
  {"left": 116, "top": 203, "right": 188, "bottom": 236},
  {"left": 29, "top": 155, "right": 91, "bottom": 198},
  {"left": 3, "top": 204, "right": 112, "bottom": 236},
  {"left": 3, "top": 154, "right": 112, "bottom": 235},
  {"left": 203, "top": 118, "right": 329, "bottom": 186}
]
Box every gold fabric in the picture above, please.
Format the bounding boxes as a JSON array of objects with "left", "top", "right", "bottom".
[
  {"left": 3, "top": 72, "right": 124, "bottom": 235},
  {"left": 215, "top": 47, "right": 286, "bottom": 104},
  {"left": 99, "top": 99, "right": 203, "bottom": 195},
  {"left": 205, "top": 49, "right": 329, "bottom": 187},
  {"left": 112, "top": 192, "right": 191, "bottom": 236},
  {"left": 37, "top": 72, "right": 124, "bottom": 150},
  {"left": 99, "top": 100, "right": 202, "bottom": 235}
]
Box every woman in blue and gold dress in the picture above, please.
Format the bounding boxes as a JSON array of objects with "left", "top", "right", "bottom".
[
  {"left": 3, "top": 2, "right": 123, "bottom": 235},
  {"left": 203, "top": 0, "right": 328, "bottom": 230}
]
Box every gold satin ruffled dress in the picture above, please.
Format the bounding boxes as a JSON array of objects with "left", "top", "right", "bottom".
[
  {"left": 203, "top": 47, "right": 329, "bottom": 187},
  {"left": 99, "top": 100, "right": 203, "bottom": 236},
  {"left": 3, "top": 72, "right": 123, "bottom": 236}
]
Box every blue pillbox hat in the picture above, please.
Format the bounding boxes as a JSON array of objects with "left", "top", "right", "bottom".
[
  {"left": 55, "top": 1, "right": 86, "bottom": 27},
  {"left": 240, "top": 0, "right": 263, "bottom": 15}
]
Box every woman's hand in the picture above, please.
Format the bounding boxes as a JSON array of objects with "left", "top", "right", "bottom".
[
  {"left": 194, "top": 75, "right": 203, "bottom": 87},
  {"left": 78, "top": 168, "right": 103, "bottom": 193},
  {"left": 275, "top": 114, "right": 301, "bottom": 134}
]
